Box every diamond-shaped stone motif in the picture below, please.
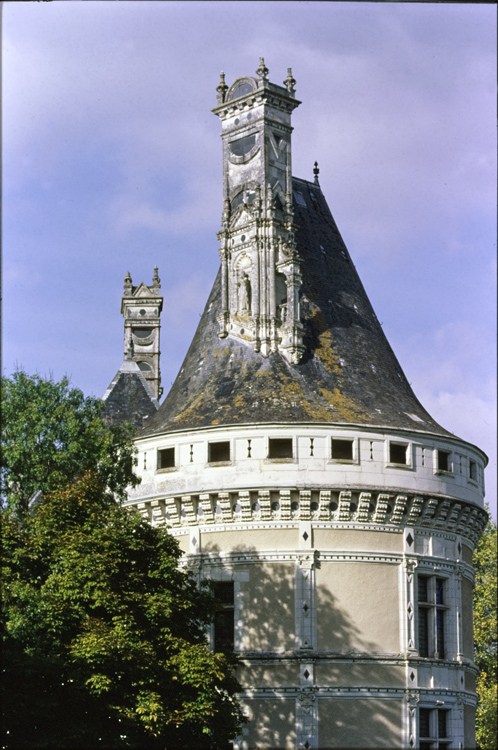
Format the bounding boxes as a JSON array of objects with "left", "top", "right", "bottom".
[
  {"left": 406, "top": 532, "right": 414, "bottom": 547},
  {"left": 305, "top": 743, "right": 310, "bottom": 749},
  {"left": 303, "top": 531, "right": 309, "bottom": 541},
  {"left": 304, "top": 669, "right": 310, "bottom": 679},
  {"left": 458, "top": 541, "right": 462, "bottom": 554},
  {"left": 192, "top": 536, "right": 197, "bottom": 547},
  {"left": 410, "top": 672, "right": 415, "bottom": 681},
  {"left": 410, "top": 739, "right": 414, "bottom": 747},
  {"left": 303, "top": 603, "right": 309, "bottom": 613}
]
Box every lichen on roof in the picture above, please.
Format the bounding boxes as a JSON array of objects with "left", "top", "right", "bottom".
[{"left": 140, "top": 179, "right": 452, "bottom": 438}]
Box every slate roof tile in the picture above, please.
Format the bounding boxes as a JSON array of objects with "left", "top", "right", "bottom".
[{"left": 140, "top": 178, "right": 452, "bottom": 438}]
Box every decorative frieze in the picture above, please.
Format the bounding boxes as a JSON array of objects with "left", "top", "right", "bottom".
[
  {"left": 181, "top": 495, "right": 196, "bottom": 525},
  {"left": 434, "top": 499, "right": 451, "bottom": 527},
  {"left": 357, "top": 492, "right": 371, "bottom": 522},
  {"left": 199, "top": 493, "right": 214, "bottom": 523},
  {"left": 258, "top": 490, "right": 271, "bottom": 520},
  {"left": 126, "top": 487, "right": 487, "bottom": 544},
  {"left": 408, "top": 496, "right": 424, "bottom": 526},
  {"left": 239, "top": 491, "right": 251, "bottom": 522},
  {"left": 299, "top": 490, "right": 311, "bottom": 520},
  {"left": 392, "top": 494, "right": 407, "bottom": 525},
  {"left": 338, "top": 490, "right": 352, "bottom": 521},
  {"left": 318, "top": 490, "right": 331, "bottom": 521},
  {"left": 280, "top": 489, "right": 291, "bottom": 520},
  {"left": 420, "top": 497, "right": 438, "bottom": 526},
  {"left": 219, "top": 492, "right": 232, "bottom": 522},
  {"left": 373, "top": 493, "right": 390, "bottom": 524}
]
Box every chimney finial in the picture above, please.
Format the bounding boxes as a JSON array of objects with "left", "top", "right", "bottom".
[
  {"left": 284, "top": 67, "right": 296, "bottom": 96},
  {"left": 256, "top": 57, "right": 269, "bottom": 82},
  {"left": 216, "top": 71, "right": 228, "bottom": 104}
]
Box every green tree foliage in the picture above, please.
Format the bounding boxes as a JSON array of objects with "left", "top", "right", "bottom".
[
  {"left": 1, "top": 472, "right": 244, "bottom": 748},
  {"left": 473, "top": 511, "right": 497, "bottom": 750},
  {"left": 1, "top": 371, "right": 139, "bottom": 517}
]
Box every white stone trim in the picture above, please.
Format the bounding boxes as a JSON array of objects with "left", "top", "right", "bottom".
[
  {"left": 127, "top": 487, "right": 486, "bottom": 544},
  {"left": 295, "top": 687, "right": 319, "bottom": 749},
  {"left": 184, "top": 549, "right": 404, "bottom": 566},
  {"left": 294, "top": 552, "right": 317, "bottom": 650}
]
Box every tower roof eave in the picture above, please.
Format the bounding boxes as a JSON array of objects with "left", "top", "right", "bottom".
[{"left": 141, "top": 179, "right": 455, "bottom": 440}]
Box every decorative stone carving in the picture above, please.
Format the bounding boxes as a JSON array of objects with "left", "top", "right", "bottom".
[
  {"left": 134, "top": 488, "right": 487, "bottom": 544},
  {"left": 238, "top": 274, "right": 252, "bottom": 314},
  {"left": 212, "top": 64, "right": 304, "bottom": 363},
  {"left": 404, "top": 558, "right": 418, "bottom": 577},
  {"left": 120, "top": 269, "right": 163, "bottom": 399},
  {"left": 298, "top": 687, "right": 317, "bottom": 709},
  {"left": 297, "top": 551, "right": 318, "bottom": 571},
  {"left": 406, "top": 691, "right": 420, "bottom": 709}
]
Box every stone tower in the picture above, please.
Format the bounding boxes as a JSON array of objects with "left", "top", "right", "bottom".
[
  {"left": 213, "top": 60, "right": 304, "bottom": 364},
  {"left": 125, "top": 63, "right": 488, "bottom": 749},
  {"left": 121, "top": 267, "right": 163, "bottom": 400},
  {"left": 102, "top": 269, "right": 162, "bottom": 428}
]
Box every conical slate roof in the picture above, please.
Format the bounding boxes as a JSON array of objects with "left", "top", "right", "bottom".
[
  {"left": 141, "top": 178, "right": 451, "bottom": 438},
  {"left": 103, "top": 359, "right": 159, "bottom": 429}
]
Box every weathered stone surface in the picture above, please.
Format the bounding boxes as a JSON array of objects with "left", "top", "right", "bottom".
[
  {"left": 140, "top": 178, "right": 451, "bottom": 438},
  {"left": 121, "top": 268, "right": 163, "bottom": 400}
]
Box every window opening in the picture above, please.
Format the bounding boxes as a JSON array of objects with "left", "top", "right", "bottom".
[
  {"left": 157, "top": 447, "right": 175, "bottom": 470},
  {"left": 469, "top": 459, "right": 477, "bottom": 481},
  {"left": 293, "top": 190, "right": 307, "bottom": 207},
  {"left": 418, "top": 575, "right": 447, "bottom": 659},
  {"left": 268, "top": 438, "right": 293, "bottom": 459},
  {"left": 331, "top": 438, "right": 353, "bottom": 461},
  {"left": 229, "top": 134, "right": 256, "bottom": 156},
  {"left": 229, "top": 81, "right": 254, "bottom": 100},
  {"left": 419, "top": 707, "right": 451, "bottom": 749},
  {"left": 208, "top": 441, "right": 230, "bottom": 463},
  {"left": 132, "top": 327, "right": 152, "bottom": 339},
  {"left": 390, "top": 442, "right": 408, "bottom": 465},
  {"left": 213, "top": 582, "right": 235, "bottom": 652},
  {"left": 437, "top": 450, "right": 451, "bottom": 472}
]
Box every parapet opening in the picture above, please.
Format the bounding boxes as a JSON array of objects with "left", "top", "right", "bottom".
[
  {"left": 389, "top": 442, "right": 408, "bottom": 465},
  {"left": 268, "top": 438, "right": 293, "bottom": 459},
  {"left": 331, "top": 438, "right": 354, "bottom": 461},
  {"left": 208, "top": 441, "right": 231, "bottom": 463},
  {"left": 157, "top": 447, "right": 175, "bottom": 470}
]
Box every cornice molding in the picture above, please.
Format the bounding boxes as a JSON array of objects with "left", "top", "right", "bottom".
[
  {"left": 128, "top": 487, "right": 487, "bottom": 545},
  {"left": 236, "top": 686, "right": 477, "bottom": 705}
]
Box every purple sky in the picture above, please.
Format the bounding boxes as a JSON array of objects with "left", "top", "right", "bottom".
[{"left": 3, "top": 2, "right": 496, "bottom": 517}]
